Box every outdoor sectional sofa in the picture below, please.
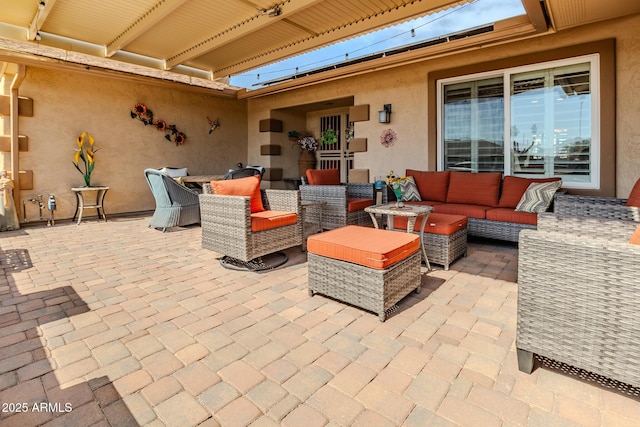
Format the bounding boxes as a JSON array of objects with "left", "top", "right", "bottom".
[{"left": 385, "top": 170, "right": 561, "bottom": 242}]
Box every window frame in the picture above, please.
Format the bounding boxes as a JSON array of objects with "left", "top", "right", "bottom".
[{"left": 436, "top": 54, "right": 601, "bottom": 189}]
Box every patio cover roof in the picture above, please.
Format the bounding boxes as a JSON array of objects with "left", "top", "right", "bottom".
[{"left": 0, "top": 0, "right": 639, "bottom": 93}]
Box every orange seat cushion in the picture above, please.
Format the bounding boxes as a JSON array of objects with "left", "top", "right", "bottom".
[
  {"left": 406, "top": 170, "right": 450, "bottom": 202},
  {"left": 250, "top": 211, "right": 298, "bottom": 232},
  {"left": 306, "top": 169, "right": 340, "bottom": 185},
  {"left": 499, "top": 176, "right": 562, "bottom": 208},
  {"left": 485, "top": 208, "right": 538, "bottom": 225},
  {"left": 212, "top": 175, "right": 264, "bottom": 213},
  {"left": 626, "top": 178, "right": 640, "bottom": 207},
  {"left": 433, "top": 203, "right": 490, "bottom": 219},
  {"left": 347, "top": 198, "right": 373, "bottom": 212},
  {"left": 446, "top": 171, "right": 502, "bottom": 207},
  {"left": 630, "top": 225, "right": 640, "bottom": 245},
  {"left": 391, "top": 213, "right": 468, "bottom": 235},
  {"left": 307, "top": 225, "right": 419, "bottom": 270}
]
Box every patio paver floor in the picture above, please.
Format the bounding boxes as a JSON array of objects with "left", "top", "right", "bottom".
[{"left": 0, "top": 214, "right": 639, "bottom": 426}]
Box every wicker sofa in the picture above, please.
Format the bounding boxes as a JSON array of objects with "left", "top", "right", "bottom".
[
  {"left": 384, "top": 170, "right": 561, "bottom": 242},
  {"left": 517, "top": 213, "right": 640, "bottom": 388}
]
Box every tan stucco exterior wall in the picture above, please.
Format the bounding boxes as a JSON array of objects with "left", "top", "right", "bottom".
[
  {"left": 246, "top": 13, "right": 640, "bottom": 198},
  {"left": 2, "top": 67, "right": 247, "bottom": 221},
  {"left": 2, "top": 13, "right": 639, "bottom": 223}
]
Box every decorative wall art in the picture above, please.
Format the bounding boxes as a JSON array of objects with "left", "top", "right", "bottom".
[
  {"left": 207, "top": 117, "right": 221, "bottom": 134},
  {"left": 130, "top": 103, "right": 187, "bottom": 145},
  {"left": 380, "top": 128, "right": 397, "bottom": 148}
]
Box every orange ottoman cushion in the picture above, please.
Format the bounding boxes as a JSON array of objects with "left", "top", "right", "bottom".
[
  {"left": 392, "top": 213, "right": 468, "bottom": 235},
  {"left": 307, "top": 225, "right": 419, "bottom": 270}
]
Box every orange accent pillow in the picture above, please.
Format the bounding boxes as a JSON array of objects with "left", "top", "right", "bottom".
[
  {"left": 499, "top": 176, "right": 562, "bottom": 208},
  {"left": 306, "top": 169, "right": 340, "bottom": 185},
  {"left": 406, "top": 170, "right": 450, "bottom": 202},
  {"left": 626, "top": 178, "right": 640, "bottom": 207},
  {"left": 446, "top": 171, "right": 502, "bottom": 207},
  {"left": 212, "top": 175, "right": 264, "bottom": 213},
  {"left": 630, "top": 225, "right": 640, "bottom": 245}
]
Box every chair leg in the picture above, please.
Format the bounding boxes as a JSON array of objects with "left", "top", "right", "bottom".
[{"left": 517, "top": 348, "right": 534, "bottom": 374}]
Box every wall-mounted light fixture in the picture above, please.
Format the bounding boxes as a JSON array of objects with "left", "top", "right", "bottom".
[{"left": 378, "top": 104, "right": 392, "bottom": 124}]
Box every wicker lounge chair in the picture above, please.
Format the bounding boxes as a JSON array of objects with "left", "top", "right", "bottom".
[
  {"left": 517, "top": 212, "right": 640, "bottom": 388},
  {"left": 144, "top": 168, "right": 200, "bottom": 231},
  {"left": 222, "top": 166, "right": 265, "bottom": 180},
  {"left": 300, "top": 169, "right": 374, "bottom": 230},
  {"left": 554, "top": 178, "right": 640, "bottom": 221},
  {"left": 199, "top": 185, "right": 302, "bottom": 262}
]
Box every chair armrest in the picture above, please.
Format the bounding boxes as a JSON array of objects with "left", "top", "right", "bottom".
[
  {"left": 301, "top": 185, "right": 348, "bottom": 206},
  {"left": 555, "top": 193, "right": 628, "bottom": 206},
  {"left": 199, "top": 194, "right": 251, "bottom": 231},
  {"left": 536, "top": 213, "right": 638, "bottom": 242},
  {"left": 347, "top": 183, "right": 374, "bottom": 200},
  {"left": 554, "top": 194, "right": 639, "bottom": 221},
  {"left": 262, "top": 189, "right": 301, "bottom": 214}
]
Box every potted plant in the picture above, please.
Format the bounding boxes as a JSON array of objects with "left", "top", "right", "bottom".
[{"left": 73, "top": 131, "right": 99, "bottom": 187}]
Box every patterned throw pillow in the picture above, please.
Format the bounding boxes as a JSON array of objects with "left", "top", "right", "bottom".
[
  {"left": 515, "top": 180, "right": 562, "bottom": 213},
  {"left": 400, "top": 176, "right": 422, "bottom": 202}
]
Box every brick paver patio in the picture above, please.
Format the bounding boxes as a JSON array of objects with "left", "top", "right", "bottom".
[{"left": 1, "top": 214, "right": 639, "bottom": 426}]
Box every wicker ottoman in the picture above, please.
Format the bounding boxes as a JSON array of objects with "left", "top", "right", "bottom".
[
  {"left": 392, "top": 212, "right": 467, "bottom": 270},
  {"left": 307, "top": 225, "right": 421, "bottom": 321}
]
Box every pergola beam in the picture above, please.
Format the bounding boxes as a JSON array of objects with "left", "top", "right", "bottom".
[
  {"left": 106, "top": 0, "right": 188, "bottom": 57},
  {"left": 164, "top": 0, "right": 322, "bottom": 70},
  {"left": 27, "top": 0, "right": 56, "bottom": 41}
]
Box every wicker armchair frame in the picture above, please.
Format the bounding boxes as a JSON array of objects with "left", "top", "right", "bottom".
[
  {"left": 300, "top": 183, "right": 374, "bottom": 230},
  {"left": 144, "top": 168, "right": 200, "bottom": 232},
  {"left": 199, "top": 189, "right": 302, "bottom": 262},
  {"left": 517, "top": 213, "right": 640, "bottom": 388},
  {"left": 554, "top": 193, "right": 640, "bottom": 222}
]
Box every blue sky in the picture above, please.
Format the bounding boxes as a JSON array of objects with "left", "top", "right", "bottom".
[{"left": 230, "top": 0, "right": 525, "bottom": 88}]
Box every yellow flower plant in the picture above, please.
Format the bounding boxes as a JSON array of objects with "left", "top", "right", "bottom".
[{"left": 73, "top": 132, "right": 99, "bottom": 186}]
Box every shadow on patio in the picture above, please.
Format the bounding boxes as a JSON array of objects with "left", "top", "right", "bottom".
[{"left": 0, "top": 248, "right": 136, "bottom": 425}]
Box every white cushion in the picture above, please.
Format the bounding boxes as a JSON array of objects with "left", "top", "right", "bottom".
[{"left": 161, "top": 167, "right": 188, "bottom": 178}]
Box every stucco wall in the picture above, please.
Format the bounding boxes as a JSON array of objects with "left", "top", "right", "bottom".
[
  {"left": 246, "top": 13, "right": 640, "bottom": 198},
  {"left": 4, "top": 67, "right": 247, "bottom": 221}
]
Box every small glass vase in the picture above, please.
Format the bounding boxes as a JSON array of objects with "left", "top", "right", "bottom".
[{"left": 392, "top": 185, "right": 404, "bottom": 208}]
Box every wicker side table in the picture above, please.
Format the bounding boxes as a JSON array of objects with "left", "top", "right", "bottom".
[{"left": 365, "top": 203, "right": 433, "bottom": 271}]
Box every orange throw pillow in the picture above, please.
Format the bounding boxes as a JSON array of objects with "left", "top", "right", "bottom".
[
  {"left": 405, "top": 170, "right": 450, "bottom": 202},
  {"left": 626, "top": 178, "right": 640, "bottom": 207},
  {"left": 212, "top": 175, "right": 264, "bottom": 213},
  {"left": 446, "top": 171, "right": 502, "bottom": 207},
  {"left": 306, "top": 169, "right": 340, "bottom": 185},
  {"left": 630, "top": 225, "right": 640, "bottom": 245}
]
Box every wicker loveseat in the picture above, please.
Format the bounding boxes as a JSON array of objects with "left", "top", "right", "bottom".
[
  {"left": 384, "top": 170, "right": 561, "bottom": 242},
  {"left": 517, "top": 213, "right": 640, "bottom": 388}
]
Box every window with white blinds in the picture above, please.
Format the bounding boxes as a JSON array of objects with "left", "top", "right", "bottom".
[{"left": 438, "top": 55, "right": 599, "bottom": 188}]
